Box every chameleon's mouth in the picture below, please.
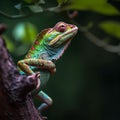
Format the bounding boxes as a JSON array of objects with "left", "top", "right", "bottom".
[{"left": 48, "top": 26, "right": 78, "bottom": 47}]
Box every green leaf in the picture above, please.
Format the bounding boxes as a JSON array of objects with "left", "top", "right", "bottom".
[
  {"left": 23, "top": 0, "right": 39, "bottom": 4},
  {"left": 3, "top": 36, "right": 14, "bottom": 52},
  {"left": 57, "top": 0, "right": 68, "bottom": 5},
  {"left": 13, "top": 22, "right": 38, "bottom": 44},
  {"left": 68, "top": 0, "right": 119, "bottom": 15},
  {"left": 23, "top": 0, "right": 45, "bottom": 4},
  {"left": 99, "top": 21, "right": 120, "bottom": 38},
  {"left": 38, "top": 0, "right": 45, "bottom": 4},
  {"left": 29, "top": 5, "right": 43, "bottom": 12}
]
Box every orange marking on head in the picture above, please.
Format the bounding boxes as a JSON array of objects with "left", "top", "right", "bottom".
[
  {"left": 31, "top": 46, "right": 35, "bottom": 51},
  {"left": 34, "top": 40, "right": 39, "bottom": 45}
]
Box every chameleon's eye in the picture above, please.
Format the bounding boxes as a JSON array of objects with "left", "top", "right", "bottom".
[{"left": 57, "top": 24, "right": 66, "bottom": 32}]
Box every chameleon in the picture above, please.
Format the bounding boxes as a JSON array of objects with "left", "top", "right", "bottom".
[{"left": 17, "top": 21, "right": 78, "bottom": 112}]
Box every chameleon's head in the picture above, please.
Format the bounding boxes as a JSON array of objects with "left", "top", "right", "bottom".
[{"left": 40, "top": 22, "right": 78, "bottom": 61}]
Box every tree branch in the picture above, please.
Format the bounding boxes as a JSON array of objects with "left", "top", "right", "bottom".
[
  {"left": 0, "top": 24, "right": 43, "bottom": 120},
  {"left": 0, "top": 5, "right": 62, "bottom": 19},
  {"left": 70, "top": 19, "right": 120, "bottom": 54}
]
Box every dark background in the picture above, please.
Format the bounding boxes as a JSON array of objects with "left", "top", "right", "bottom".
[{"left": 0, "top": 0, "right": 120, "bottom": 120}]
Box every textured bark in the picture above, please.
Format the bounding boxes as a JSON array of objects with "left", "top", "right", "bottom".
[{"left": 0, "top": 24, "right": 43, "bottom": 120}]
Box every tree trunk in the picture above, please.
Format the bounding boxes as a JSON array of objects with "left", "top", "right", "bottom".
[{"left": 0, "top": 24, "right": 43, "bottom": 120}]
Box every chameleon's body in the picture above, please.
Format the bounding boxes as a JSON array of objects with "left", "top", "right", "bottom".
[{"left": 17, "top": 22, "right": 78, "bottom": 112}]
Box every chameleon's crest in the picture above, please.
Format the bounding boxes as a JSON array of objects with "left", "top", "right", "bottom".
[{"left": 35, "top": 28, "right": 52, "bottom": 44}]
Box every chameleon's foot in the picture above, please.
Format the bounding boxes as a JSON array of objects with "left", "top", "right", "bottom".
[
  {"left": 27, "top": 72, "right": 40, "bottom": 89},
  {"left": 37, "top": 91, "right": 53, "bottom": 112}
]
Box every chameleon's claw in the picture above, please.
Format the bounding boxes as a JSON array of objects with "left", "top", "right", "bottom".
[
  {"left": 36, "top": 78, "right": 40, "bottom": 89},
  {"left": 35, "top": 72, "right": 41, "bottom": 89},
  {"left": 36, "top": 72, "right": 40, "bottom": 78}
]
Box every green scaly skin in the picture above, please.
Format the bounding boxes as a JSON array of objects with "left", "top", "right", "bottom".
[{"left": 17, "top": 22, "right": 78, "bottom": 112}]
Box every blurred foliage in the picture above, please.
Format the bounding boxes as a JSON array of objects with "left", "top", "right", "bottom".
[
  {"left": 99, "top": 21, "right": 120, "bottom": 38},
  {"left": 3, "top": 35, "right": 14, "bottom": 52},
  {"left": 23, "top": 0, "right": 39, "bottom": 4},
  {"left": 57, "top": 0, "right": 68, "bottom": 5},
  {"left": 13, "top": 22, "right": 38, "bottom": 43},
  {"left": 69, "top": 0, "right": 119, "bottom": 15},
  {"left": 0, "top": 0, "right": 120, "bottom": 120},
  {"left": 29, "top": 5, "right": 43, "bottom": 12}
]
